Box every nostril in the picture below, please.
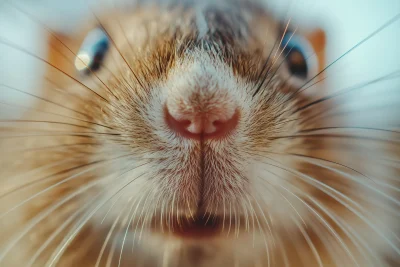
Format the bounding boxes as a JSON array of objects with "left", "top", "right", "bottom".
[
  {"left": 180, "top": 120, "right": 191, "bottom": 127},
  {"left": 212, "top": 120, "right": 223, "bottom": 127}
]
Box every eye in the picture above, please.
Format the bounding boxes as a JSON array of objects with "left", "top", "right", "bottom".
[
  {"left": 281, "top": 31, "right": 317, "bottom": 80},
  {"left": 75, "top": 27, "right": 110, "bottom": 74}
]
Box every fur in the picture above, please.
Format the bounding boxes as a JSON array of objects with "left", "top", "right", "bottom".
[{"left": 0, "top": 1, "right": 399, "bottom": 266}]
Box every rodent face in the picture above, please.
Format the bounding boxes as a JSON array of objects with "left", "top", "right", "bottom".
[
  {"left": 80, "top": 5, "right": 307, "bottom": 229},
  {"left": 3, "top": 2, "right": 397, "bottom": 267},
  {"left": 53, "top": 3, "right": 332, "bottom": 265}
]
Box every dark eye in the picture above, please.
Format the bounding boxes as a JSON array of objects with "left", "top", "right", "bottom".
[
  {"left": 281, "top": 31, "right": 317, "bottom": 80},
  {"left": 75, "top": 27, "right": 109, "bottom": 74}
]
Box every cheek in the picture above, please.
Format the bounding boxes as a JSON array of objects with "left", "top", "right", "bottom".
[
  {"left": 247, "top": 155, "right": 313, "bottom": 220},
  {"left": 145, "top": 87, "right": 175, "bottom": 144}
]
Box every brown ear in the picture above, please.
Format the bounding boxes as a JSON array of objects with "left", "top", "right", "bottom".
[
  {"left": 305, "top": 28, "right": 326, "bottom": 73},
  {"left": 44, "top": 31, "right": 84, "bottom": 91}
]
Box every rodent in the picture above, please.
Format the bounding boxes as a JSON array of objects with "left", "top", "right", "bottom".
[{"left": 0, "top": 0, "right": 399, "bottom": 266}]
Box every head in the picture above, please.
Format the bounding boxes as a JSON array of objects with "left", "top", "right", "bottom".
[{"left": 2, "top": 0, "right": 398, "bottom": 266}]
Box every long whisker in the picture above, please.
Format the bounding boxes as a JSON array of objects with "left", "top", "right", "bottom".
[
  {"left": 0, "top": 100, "right": 113, "bottom": 130},
  {"left": 95, "top": 198, "right": 133, "bottom": 267},
  {"left": 0, "top": 153, "right": 136, "bottom": 218},
  {"left": 303, "top": 100, "right": 400, "bottom": 127},
  {"left": 308, "top": 196, "right": 381, "bottom": 265},
  {"left": 293, "top": 70, "right": 400, "bottom": 114},
  {"left": 105, "top": 235, "right": 119, "bottom": 267},
  {"left": 5, "top": 0, "right": 117, "bottom": 92},
  {"left": 118, "top": 192, "right": 142, "bottom": 267},
  {"left": 139, "top": 187, "right": 158, "bottom": 242},
  {"left": 0, "top": 39, "right": 110, "bottom": 104},
  {"left": 0, "top": 119, "right": 99, "bottom": 131},
  {"left": 253, "top": 155, "right": 400, "bottom": 255},
  {"left": 0, "top": 132, "right": 121, "bottom": 139},
  {"left": 0, "top": 148, "right": 136, "bottom": 201},
  {"left": 252, "top": 150, "right": 400, "bottom": 214},
  {"left": 130, "top": 189, "right": 150, "bottom": 245},
  {"left": 252, "top": 19, "right": 292, "bottom": 98},
  {"left": 288, "top": 13, "right": 400, "bottom": 99},
  {"left": 278, "top": 184, "right": 360, "bottom": 266},
  {"left": 28, "top": 191, "right": 132, "bottom": 267},
  {"left": 298, "top": 126, "right": 400, "bottom": 135},
  {"left": 0, "top": 83, "right": 96, "bottom": 120},
  {"left": 5, "top": 142, "right": 99, "bottom": 154},
  {"left": 268, "top": 133, "right": 400, "bottom": 145},
  {"left": 88, "top": 7, "right": 147, "bottom": 91},
  {"left": 45, "top": 163, "right": 150, "bottom": 266},
  {"left": 257, "top": 169, "right": 362, "bottom": 266},
  {"left": 0, "top": 159, "right": 142, "bottom": 263}
]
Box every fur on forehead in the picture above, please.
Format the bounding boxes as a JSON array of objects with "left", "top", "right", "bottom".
[
  {"left": 113, "top": 0, "right": 268, "bottom": 9},
  {"left": 109, "top": 0, "right": 271, "bottom": 34}
]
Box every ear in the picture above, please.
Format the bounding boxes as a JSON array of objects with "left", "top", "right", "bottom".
[
  {"left": 44, "top": 29, "right": 89, "bottom": 91},
  {"left": 304, "top": 28, "right": 326, "bottom": 74},
  {"left": 45, "top": 32, "right": 76, "bottom": 83}
]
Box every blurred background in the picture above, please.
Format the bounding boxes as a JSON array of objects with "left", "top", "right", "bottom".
[{"left": 0, "top": 0, "right": 399, "bottom": 118}]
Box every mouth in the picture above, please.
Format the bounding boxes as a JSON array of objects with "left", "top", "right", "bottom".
[
  {"left": 151, "top": 214, "right": 223, "bottom": 239},
  {"left": 174, "top": 215, "right": 222, "bottom": 239}
]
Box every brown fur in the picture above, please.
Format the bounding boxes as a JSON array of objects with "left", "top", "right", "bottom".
[{"left": 0, "top": 1, "right": 398, "bottom": 267}]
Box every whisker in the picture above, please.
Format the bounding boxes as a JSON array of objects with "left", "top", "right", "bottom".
[
  {"left": 294, "top": 216, "right": 324, "bottom": 267},
  {"left": 293, "top": 70, "right": 400, "bottom": 114},
  {"left": 252, "top": 19, "right": 291, "bottom": 97},
  {"left": 118, "top": 185, "right": 154, "bottom": 267},
  {"left": 88, "top": 7, "right": 147, "bottom": 91},
  {"left": 299, "top": 126, "right": 400, "bottom": 135},
  {"left": 5, "top": 142, "right": 99, "bottom": 154},
  {"left": 308, "top": 196, "right": 381, "bottom": 266},
  {"left": 303, "top": 100, "right": 400, "bottom": 127},
  {"left": 45, "top": 163, "right": 150, "bottom": 266},
  {"left": 27, "top": 192, "right": 130, "bottom": 266},
  {"left": 289, "top": 13, "right": 400, "bottom": 99},
  {"left": 227, "top": 201, "right": 232, "bottom": 237},
  {"left": 0, "top": 119, "right": 98, "bottom": 131},
  {"left": 257, "top": 169, "right": 366, "bottom": 266},
  {"left": 0, "top": 38, "right": 110, "bottom": 104},
  {"left": 0, "top": 157, "right": 100, "bottom": 201},
  {"left": 95, "top": 198, "right": 133, "bottom": 267},
  {"left": 0, "top": 83, "right": 96, "bottom": 120},
  {"left": 118, "top": 192, "right": 142, "bottom": 267},
  {"left": 0, "top": 160, "right": 133, "bottom": 264},
  {"left": 244, "top": 195, "right": 266, "bottom": 249},
  {"left": 0, "top": 131, "right": 121, "bottom": 139},
  {"left": 0, "top": 100, "right": 114, "bottom": 130},
  {"left": 253, "top": 156, "right": 400, "bottom": 255},
  {"left": 270, "top": 19, "right": 293, "bottom": 65},
  {"left": 292, "top": 154, "right": 400, "bottom": 206},
  {"left": 252, "top": 194, "right": 276, "bottom": 245},
  {"left": 6, "top": 0, "right": 117, "bottom": 93},
  {"left": 279, "top": 184, "right": 360, "bottom": 266},
  {"left": 130, "top": 190, "right": 149, "bottom": 245},
  {"left": 100, "top": 193, "right": 126, "bottom": 225},
  {"left": 105, "top": 236, "right": 119, "bottom": 267},
  {"left": 251, "top": 150, "right": 400, "bottom": 214},
  {"left": 0, "top": 153, "right": 135, "bottom": 218},
  {"left": 262, "top": 150, "right": 379, "bottom": 184},
  {"left": 138, "top": 188, "right": 157, "bottom": 242},
  {"left": 261, "top": 38, "right": 297, "bottom": 92},
  {"left": 268, "top": 133, "right": 400, "bottom": 145}
]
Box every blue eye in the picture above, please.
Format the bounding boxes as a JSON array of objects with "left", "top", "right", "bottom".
[
  {"left": 281, "top": 31, "right": 315, "bottom": 79},
  {"left": 75, "top": 27, "right": 110, "bottom": 74}
]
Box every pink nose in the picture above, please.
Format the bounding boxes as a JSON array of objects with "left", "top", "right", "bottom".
[{"left": 165, "top": 106, "right": 239, "bottom": 140}]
